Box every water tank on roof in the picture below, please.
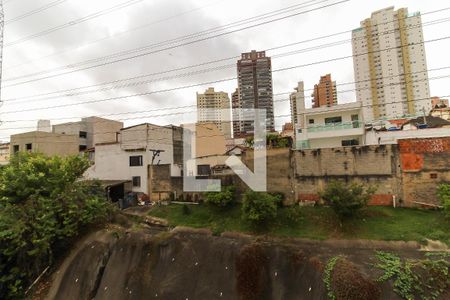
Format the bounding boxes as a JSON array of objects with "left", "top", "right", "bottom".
[{"left": 37, "top": 120, "right": 51, "bottom": 132}]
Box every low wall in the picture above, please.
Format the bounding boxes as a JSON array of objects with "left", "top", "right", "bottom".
[{"left": 158, "top": 138, "right": 449, "bottom": 207}]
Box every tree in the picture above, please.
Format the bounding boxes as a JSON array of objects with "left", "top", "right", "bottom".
[
  {"left": 437, "top": 183, "right": 450, "bottom": 218},
  {"left": 241, "top": 191, "right": 278, "bottom": 227},
  {"left": 320, "top": 181, "right": 376, "bottom": 221},
  {"left": 0, "top": 152, "right": 113, "bottom": 299}
]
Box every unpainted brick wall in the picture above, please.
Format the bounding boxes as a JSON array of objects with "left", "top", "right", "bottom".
[{"left": 399, "top": 137, "right": 450, "bottom": 207}]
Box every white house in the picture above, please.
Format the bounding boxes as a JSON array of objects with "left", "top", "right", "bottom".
[
  {"left": 294, "top": 102, "right": 365, "bottom": 149},
  {"left": 85, "top": 123, "right": 183, "bottom": 196}
]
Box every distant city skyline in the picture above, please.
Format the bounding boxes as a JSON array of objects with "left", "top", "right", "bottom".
[{"left": 0, "top": 0, "right": 449, "bottom": 140}]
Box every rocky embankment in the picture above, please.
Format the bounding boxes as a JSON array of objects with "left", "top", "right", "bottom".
[{"left": 39, "top": 214, "right": 447, "bottom": 300}]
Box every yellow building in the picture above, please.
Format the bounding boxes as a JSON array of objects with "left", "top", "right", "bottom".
[{"left": 196, "top": 87, "right": 232, "bottom": 139}]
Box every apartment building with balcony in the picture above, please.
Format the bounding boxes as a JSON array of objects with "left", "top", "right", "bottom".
[
  {"left": 352, "top": 7, "right": 431, "bottom": 122},
  {"left": 235, "top": 50, "right": 275, "bottom": 136},
  {"left": 290, "top": 80, "right": 364, "bottom": 149},
  {"left": 294, "top": 101, "right": 364, "bottom": 149}
]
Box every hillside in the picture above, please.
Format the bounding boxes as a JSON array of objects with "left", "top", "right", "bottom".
[{"left": 37, "top": 218, "right": 449, "bottom": 300}]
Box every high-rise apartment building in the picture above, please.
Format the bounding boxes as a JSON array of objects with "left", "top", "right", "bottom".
[
  {"left": 352, "top": 6, "right": 431, "bottom": 122},
  {"left": 290, "top": 81, "right": 305, "bottom": 127},
  {"left": 312, "top": 74, "right": 337, "bottom": 108},
  {"left": 231, "top": 88, "right": 241, "bottom": 137},
  {"left": 196, "top": 87, "right": 232, "bottom": 139},
  {"left": 235, "top": 50, "right": 274, "bottom": 136}
]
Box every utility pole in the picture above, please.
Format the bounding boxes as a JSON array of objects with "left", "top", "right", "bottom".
[{"left": 148, "top": 149, "right": 165, "bottom": 203}]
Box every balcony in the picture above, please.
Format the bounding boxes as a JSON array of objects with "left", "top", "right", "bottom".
[{"left": 306, "top": 121, "right": 365, "bottom": 139}]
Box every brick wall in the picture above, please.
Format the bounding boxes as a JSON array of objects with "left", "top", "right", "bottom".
[
  {"left": 399, "top": 137, "right": 450, "bottom": 207},
  {"left": 167, "top": 138, "right": 448, "bottom": 208}
]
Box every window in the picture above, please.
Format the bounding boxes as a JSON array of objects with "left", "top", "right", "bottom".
[
  {"left": 308, "top": 119, "right": 314, "bottom": 124},
  {"left": 342, "top": 139, "right": 359, "bottom": 146},
  {"left": 197, "top": 165, "right": 211, "bottom": 176},
  {"left": 79, "top": 145, "right": 87, "bottom": 151},
  {"left": 430, "top": 173, "right": 438, "bottom": 179},
  {"left": 13, "top": 145, "right": 19, "bottom": 153},
  {"left": 325, "top": 116, "right": 342, "bottom": 124},
  {"left": 79, "top": 131, "right": 87, "bottom": 138},
  {"left": 26, "top": 143, "right": 32, "bottom": 151},
  {"left": 129, "top": 155, "right": 143, "bottom": 167},
  {"left": 132, "top": 176, "right": 141, "bottom": 187}
]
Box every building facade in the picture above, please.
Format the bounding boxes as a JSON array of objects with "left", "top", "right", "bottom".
[
  {"left": 0, "top": 142, "right": 10, "bottom": 165},
  {"left": 236, "top": 50, "right": 274, "bottom": 136},
  {"left": 196, "top": 87, "right": 232, "bottom": 139},
  {"left": 231, "top": 88, "right": 241, "bottom": 137},
  {"left": 53, "top": 116, "right": 123, "bottom": 151},
  {"left": 85, "top": 123, "right": 183, "bottom": 197},
  {"left": 10, "top": 131, "right": 79, "bottom": 156},
  {"left": 352, "top": 6, "right": 431, "bottom": 122},
  {"left": 290, "top": 81, "right": 305, "bottom": 127},
  {"left": 294, "top": 102, "right": 364, "bottom": 149},
  {"left": 431, "top": 96, "right": 449, "bottom": 108},
  {"left": 312, "top": 74, "right": 337, "bottom": 108}
]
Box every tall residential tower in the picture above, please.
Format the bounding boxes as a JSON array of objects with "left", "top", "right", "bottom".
[
  {"left": 235, "top": 50, "right": 274, "bottom": 136},
  {"left": 312, "top": 74, "right": 337, "bottom": 108},
  {"left": 352, "top": 6, "right": 431, "bottom": 122},
  {"left": 196, "top": 87, "right": 232, "bottom": 139}
]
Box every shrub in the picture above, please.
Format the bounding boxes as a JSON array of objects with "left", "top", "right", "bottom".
[
  {"left": 437, "top": 183, "right": 450, "bottom": 218},
  {"left": 284, "top": 205, "right": 303, "bottom": 224},
  {"left": 320, "top": 181, "right": 376, "bottom": 221},
  {"left": 0, "top": 152, "right": 113, "bottom": 298},
  {"left": 241, "top": 191, "right": 278, "bottom": 227},
  {"left": 181, "top": 204, "right": 191, "bottom": 215},
  {"left": 205, "top": 186, "right": 235, "bottom": 209}
]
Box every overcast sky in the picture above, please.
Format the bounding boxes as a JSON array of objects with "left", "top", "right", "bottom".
[{"left": 0, "top": 0, "right": 449, "bottom": 141}]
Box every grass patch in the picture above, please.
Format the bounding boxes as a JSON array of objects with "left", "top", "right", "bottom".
[{"left": 149, "top": 204, "right": 450, "bottom": 245}]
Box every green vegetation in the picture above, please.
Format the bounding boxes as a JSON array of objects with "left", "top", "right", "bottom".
[
  {"left": 320, "top": 181, "right": 376, "bottom": 221},
  {"left": 149, "top": 205, "right": 450, "bottom": 245},
  {"left": 438, "top": 183, "right": 450, "bottom": 218},
  {"left": 323, "top": 256, "right": 341, "bottom": 300},
  {"left": 0, "top": 152, "right": 114, "bottom": 299},
  {"left": 244, "top": 134, "right": 290, "bottom": 148},
  {"left": 375, "top": 251, "right": 449, "bottom": 300},
  {"left": 205, "top": 186, "right": 236, "bottom": 209},
  {"left": 241, "top": 191, "right": 278, "bottom": 227}
]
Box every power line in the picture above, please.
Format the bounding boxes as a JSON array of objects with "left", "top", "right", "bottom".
[
  {"left": 3, "top": 0, "right": 224, "bottom": 71},
  {"left": 0, "top": 73, "right": 447, "bottom": 128},
  {"left": 4, "top": 14, "right": 448, "bottom": 103},
  {"left": 1, "top": 34, "right": 448, "bottom": 114},
  {"left": 4, "top": 0, "right": 147, "bottom": 47},
  {"left": 2, "top": 0, "right": 348, "bottom": 86},
  {"left": 2, "top": 0, "right": 328, "bottom": 81},
  {"left": 4, "top": 0, "right": 69, "bottom": 25}
]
